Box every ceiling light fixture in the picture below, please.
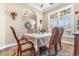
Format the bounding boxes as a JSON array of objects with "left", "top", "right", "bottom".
[{"left": 40, "top": 3, "right": 53, "bottom": 8}]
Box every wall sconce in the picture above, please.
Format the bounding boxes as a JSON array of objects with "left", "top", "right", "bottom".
[
  {"left": 75, "top": 11, "right": 79, "bottom": 14},
  {"left": 40, "top": 20, "right": 42, "bottom": 24},
  {"left": 11, "top": 12, "right": 17, "bottom": 20}
]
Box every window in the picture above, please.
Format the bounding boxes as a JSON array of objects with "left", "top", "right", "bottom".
[
  {"left": 48, "top": 5, "right": 74, "bottom": 37},
  {"left": 59, "top": 8, "right": 72, "bottom": 36},
  {"left": 76, "top": 17, "right": 79, "bottom": 30}
]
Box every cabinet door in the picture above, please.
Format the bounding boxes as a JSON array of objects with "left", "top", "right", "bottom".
[{"left": 74, "top": 34, "right": 79, "bottom": 56}]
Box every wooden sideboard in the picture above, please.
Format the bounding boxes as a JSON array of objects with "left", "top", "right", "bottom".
[{"left": 73, "top": 33, "right": 79, "bottom": 56}]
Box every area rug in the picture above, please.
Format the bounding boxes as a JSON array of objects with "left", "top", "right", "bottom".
[{"left": 0, "top": 43, "right": 74, "bottom": 56}]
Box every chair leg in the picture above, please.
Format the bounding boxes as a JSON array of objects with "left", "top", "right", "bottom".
[
  {"left": 33, "top": 48, "right": 36, "bottom": 56},
  {"left": 42, "top": 47, "right": 44, "bottom": 55},
  {"left": 17, "top": 48, "right": 19, "bottom": 56},
  {"left": 54, "top": 44, "right": 57, "bottom": 55},
  {"left": 19, "top": 51, "right": 22, "bottom": 56},
  {"left": 19, "top": 49, "right": 22, "bottom": 56},
  {"left": 59, "top": 40, "right": 62, "bottom": 50},
  {"left": 48, "top": 48, "right": 50, "bottom": 56}
]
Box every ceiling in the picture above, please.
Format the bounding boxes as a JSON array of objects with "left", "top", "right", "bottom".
[{"left": 27, "top": 3, "right": 63, "bottom": 12}]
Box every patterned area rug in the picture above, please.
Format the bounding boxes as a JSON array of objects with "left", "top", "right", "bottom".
[{"left": 0, "top": 43, "right": 74, "bottom": 56}]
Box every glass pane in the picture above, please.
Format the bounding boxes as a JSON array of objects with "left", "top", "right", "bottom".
[
  {"left": 60, "top": 10, "right": 67, "bottom": 16},
  {"left": 64, "top": 31, "right": 71, "bottom": 35},
  {"left": 60, "top": 8, "right": 71, "bottom": 17},
  {"left": 66, "top": 8, "right": 71, "bottom": 14},
  {"left": 77, "top": 26, "right": 79, "bottom": 30},
  {"left": 60, "top": 14, "right": 72, "bottom": 35},
  {"left": 77, "top": 20, "right": 79, "bottom": 25},
  {"left": 52, "top": 18, "right": 59, "bottom": 27},
  {"left": 59, "top": 16, "right": 65, "bottom": 27},
  {"left": 60, "top": 10, "right": 65, "bottom": 16},
  {"left": 64, "top": 15, "right": 72, "bottom": 29}
]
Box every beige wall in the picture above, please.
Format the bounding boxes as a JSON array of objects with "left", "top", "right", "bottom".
[
  {"left": 0, "top": 3, "right": 43, "bottom": 49},
  {"left": 0, "top": 4, "right": 6, "bottom": 48},
  {"left": 5, "top": 3, "right": 43, "bottom": 45}
]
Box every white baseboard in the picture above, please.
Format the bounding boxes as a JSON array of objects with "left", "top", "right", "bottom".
[
  {"left": 0, "top": 40, "right": 74, "bottom": 50},
  {"left": 0, "top": 43, "right": 16, "bottom": 50},
  {"left": 62, "top": 40, "right": 74, "bottom": 45}
]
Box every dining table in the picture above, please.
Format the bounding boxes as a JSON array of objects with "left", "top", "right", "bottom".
[{"left": 23, "top": 32, "right": 52, "bottom": 55}]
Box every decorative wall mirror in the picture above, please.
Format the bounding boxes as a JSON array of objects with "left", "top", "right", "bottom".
[
  {"left": 22, "top": 8, "right": 37, "bottom": 33},
  {"left": 24, "top": 20, "right": 35, "bottom": 33}
]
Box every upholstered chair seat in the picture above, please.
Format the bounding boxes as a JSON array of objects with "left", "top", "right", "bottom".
[{"left": 21, "top": 43, "right": 33, "bottom": 51}]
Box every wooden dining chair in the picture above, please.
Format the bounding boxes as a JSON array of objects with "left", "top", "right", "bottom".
[
  {"left": 40, "top": 27, "right": 60, "bottom": 56},
  {"left": 40, "top": 27, "right": 64, "bottom": 56},
  {"left": 58, "top": 27, "right": 64, "bottom": 51},
  {"left": 10, "top": 26, "right": 36, "bottom": 56},
  {"left": 48, "top": 27, "right": 60, "bottom": 56},
  {"left": 51, "top": 27, "right": 64, "bottom": 55}
]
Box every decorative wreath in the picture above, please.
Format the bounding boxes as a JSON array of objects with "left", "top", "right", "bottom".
[{"left": 24, "top": 22, "right": 32, "bottom": 29}]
